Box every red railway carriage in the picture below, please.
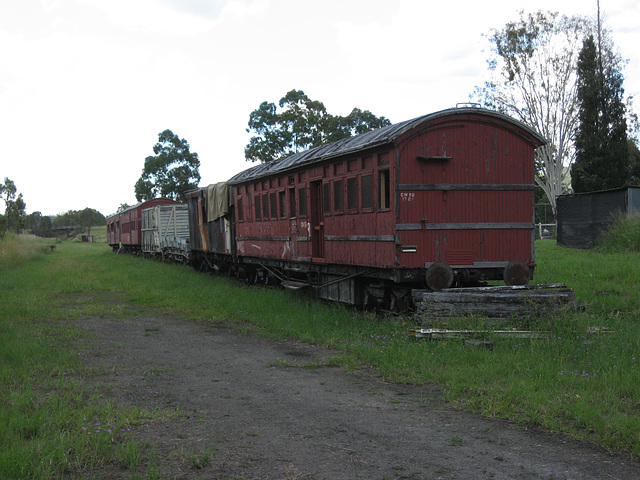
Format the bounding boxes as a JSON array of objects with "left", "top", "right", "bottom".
[
  {"left": 185, "top": 183, "right": 234, "bottom": 262},
  {"left": 189, "top": 107, "right": 545, "bottom": 308},
  {"left": 106, "top": 198, "right": 179, "bottom": 252}
]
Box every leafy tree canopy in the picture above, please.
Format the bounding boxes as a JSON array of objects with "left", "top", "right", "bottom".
[
  {"left": 134, "top": 130, "right": 201, "bottom": 202},
  {"left": 53, "top": 208, "right": 106, "bottom": 230},
  {"left": 472, "top": 10, "right": 591, "bottom": 216},
  {"left": 26, "top": 212, "right": 53, "bottom": 238},
  {"left": 51, "top": 208, "right": 105, "bottom": 237},
  {"left": 0, "top": 177, "right": 27, "bottom": 235},
  {"left": 245, "top": 90, "right": 391, "bottom": 163}
]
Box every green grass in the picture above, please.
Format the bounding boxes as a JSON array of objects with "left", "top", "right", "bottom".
[
  {"left": 596, "top": 213, "right": 640, "bottom": 254},
  {"left": 0, "top": 241, "right": 179, "bottom": 479},
  {"left": 0, "top": 233, "right": 54, "bottom": 270},
  {"left": 2, "top": 234, "right": 640, "bottom": 477}
]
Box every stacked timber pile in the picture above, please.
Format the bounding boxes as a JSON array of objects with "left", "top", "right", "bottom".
[{"left": 414, "top": 283, "right": 580, "bottom": 323}]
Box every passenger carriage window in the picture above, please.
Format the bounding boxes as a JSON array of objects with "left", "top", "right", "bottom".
[
  {"left": 288, "top": 187, "right": 296, "bottom": 218},
  {"left": 262, "top": 195, "right": 269, "bottom": 221},
  {"left": 323, "top": 183, "right": 330, "bottom": 213},
  {"left": 254, "top": 195, "right": 261, "bottom": 221},
  {"left": 298, "top": 186, "right": 307, "bottom": 216},
  {"left": 347, "top": 177, "right": 357, "bottom": 211},
  {"left": 237, "top": 195, "right": 243, "bottom": 222},
  {"left": 279, "top": 190, "right": 286, "bottom": 218},
  {"left": 334, "top": 179, "right": 343, "bottom": 212},
  {"left": 361, "top": 174, "right": 372, "bottom": 210},
  {"left": 270, "top": 192, "right": 277, "bottom": 219},
  {"left": 379, "top": 170, "right": 390, "bottom": 210}
]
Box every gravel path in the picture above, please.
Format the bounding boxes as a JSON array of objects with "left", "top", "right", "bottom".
[{"left": 72, "top": 314, "right": 640, "bottom": 479}]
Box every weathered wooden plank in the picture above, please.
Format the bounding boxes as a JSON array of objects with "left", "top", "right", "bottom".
[
  {"left": 419, "top": 302, "right": 558, "bottom": 316},
  {"left": 445, "top": 283, "right": 569, "bottom": 292},
  {"left": 410, "top": 328, "right": 548, "bottom": 339},
  {"left": 420, "top": 291, "right": 575, "bottom": 304},
  {"left": 414, "top": 283, "right": 580, "bottom": 319}
]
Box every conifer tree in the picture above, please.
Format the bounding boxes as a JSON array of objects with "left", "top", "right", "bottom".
[{"left": 571, "top": 32, "right": 628, "bottom": 192}]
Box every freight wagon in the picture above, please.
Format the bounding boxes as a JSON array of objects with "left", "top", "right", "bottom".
[
  {"left": 141, "top": 203, "right": 190, "bottom": 262},
  {"left": 106, "top": 198, "right": 179, "bottom": 252}
]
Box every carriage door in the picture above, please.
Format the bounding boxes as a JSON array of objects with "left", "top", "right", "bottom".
[{"left": 310, "top": 180, "right": 325, "bottom": 259}]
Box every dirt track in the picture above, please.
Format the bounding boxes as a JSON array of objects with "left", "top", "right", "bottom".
[{"left": 71, "top": 312, "right": 640, "bottom": 479}]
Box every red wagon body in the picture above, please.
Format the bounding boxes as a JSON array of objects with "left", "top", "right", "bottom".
[
  {"left": 188, "top": 107, "right": 545, "bottom": 307},
  {"left": 106, "top": 198, "right": 179, "bottom": 252}
]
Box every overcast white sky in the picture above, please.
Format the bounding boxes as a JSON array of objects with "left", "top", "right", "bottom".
[{"left": 1, "top": 0, "right": 638, "bottom": 216}]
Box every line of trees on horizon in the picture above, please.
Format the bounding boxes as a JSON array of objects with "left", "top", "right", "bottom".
[{"left": 0, "top": 177, "right": 106, "bottom": 239}]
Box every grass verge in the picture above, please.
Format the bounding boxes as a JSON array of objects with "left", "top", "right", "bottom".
[{"left": 0, "top": 233, "right": 54, "bottom": 269}]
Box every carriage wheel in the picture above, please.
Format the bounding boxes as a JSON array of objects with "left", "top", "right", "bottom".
[
  {"left": 425, "top": 262, "right": 454, "bottom": 291},
  {"left": 503, "top": 261, "right": 531, "bottom": 286}
]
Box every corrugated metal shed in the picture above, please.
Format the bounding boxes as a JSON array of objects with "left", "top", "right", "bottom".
[
  {"left": 557, "top": 186, "right": 640, "bottom": 248},
  {"left": 229, "top": 107, "right": 545, "bottom": 184}
]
